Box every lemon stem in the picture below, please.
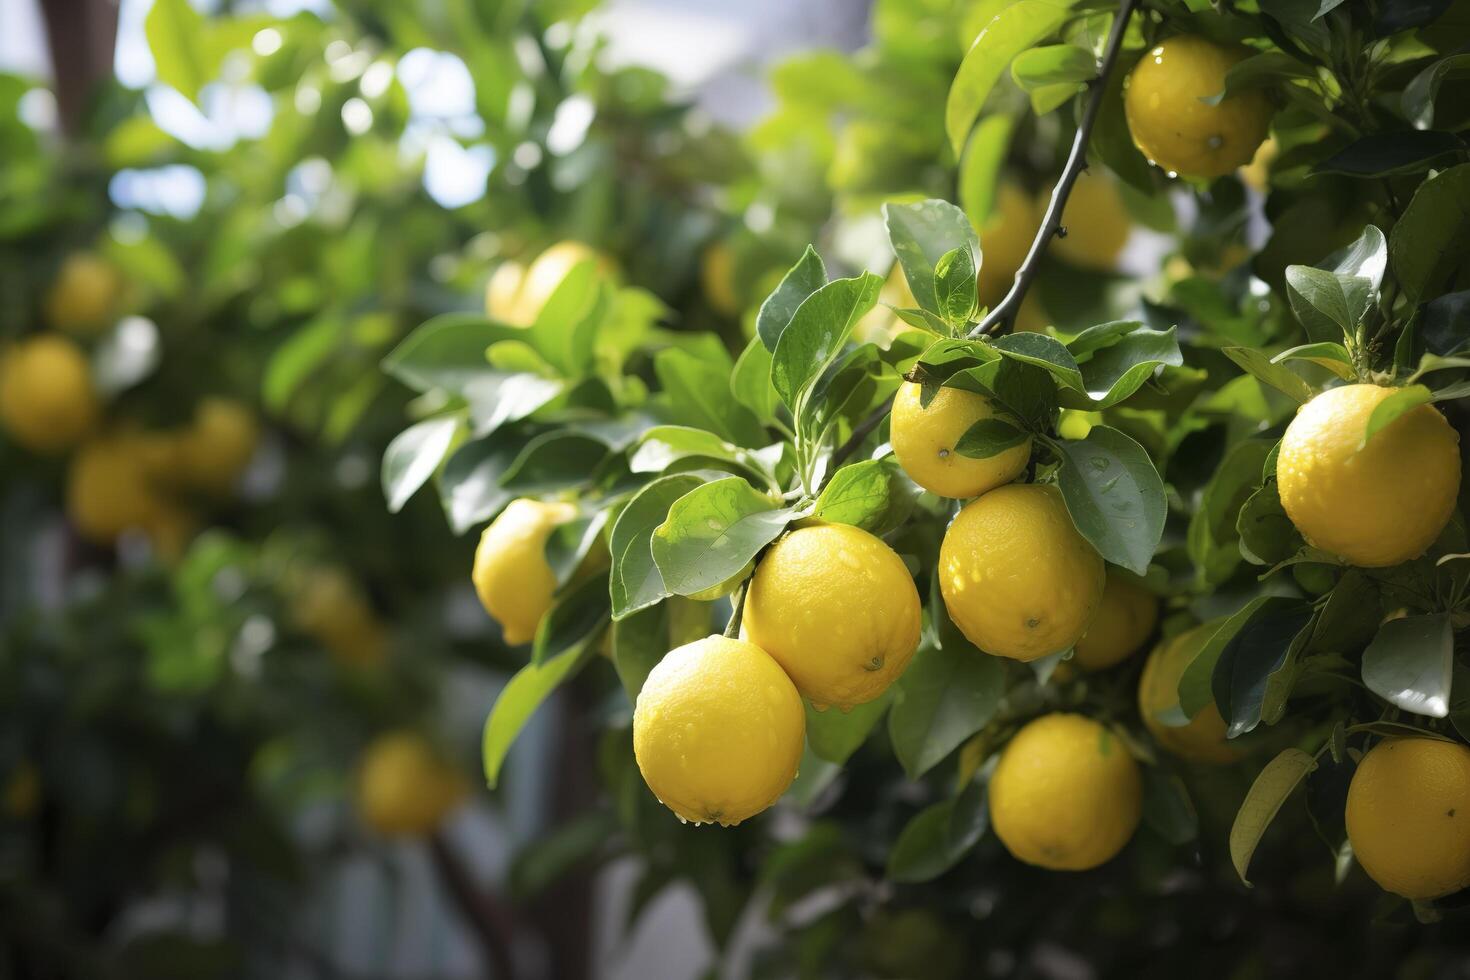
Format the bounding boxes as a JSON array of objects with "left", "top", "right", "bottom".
[
  {"left": 970, "top": 0, "right": 1138, "bottom": 338},
  {"left": 724, "top": 583, "right": 748, "bottom": 638}
]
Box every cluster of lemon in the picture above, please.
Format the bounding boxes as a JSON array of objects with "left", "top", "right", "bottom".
[{"left": 0, "top": 254, "right": 260, "bottom": 560}]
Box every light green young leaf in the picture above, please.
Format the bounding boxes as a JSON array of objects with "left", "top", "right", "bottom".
[
  {"left": 771, "top": 273, "right": 884, "bottom": 413},
  {"left": 935, "top": 244, "right": 980, "bottom": 327},
  {"left": 1270, "top": 342, "right": 1356, "bottom": 381},
  {"left": 883, "top": 200, "right": 981, "bottom": 316},
  {"left": 655, "top": 348, "right": 768, "bottom": 448},
  {"left": 651, "top": 477, "right": 792, "bottom": 597},
  {"left": 483, "top": 644, "right": 594, "bottom": 787},
  {"left": 382, "top": 415, "right": 460, "bottom": 513},
  {"left": 812, "top": 459, "right": 895, "bottom": 530},
  {"left": 1221, "top": 347, "right": 1315, "bottom": 404},
  {"left": 382, "top": 313, "right": 520, "bottom": 395},
  {"left": 1010, "top": 43, "right": 1096, "bottom": 90},
  {"left": 757, "top": 246, "right": 827, "bottom": 353},
  {"left": 609, "top": 473, "right": 711, "bottom": 620},
  {"left": 146, "top": 0, "right": 211, "bottom": 102},
  {"left": 1078, "top": 327, "right": 1183, "bottom": 407},
  {"left": 806, "top": 692, "right": 892, "bottom": 765},
  {"left": 1229, "top": 747, "right": 1315, "bottom": 886},
  {"left": 731, "top": 335, "right": 780, "bottom": 423},
  {"left": 959, "top": 115, "right": 1014, "bottom": 228},
  {"left": 954, "top": 417, "right": 1029, "bottom": 459},
  {"left": 1284, "top": 265, "right": 1373, "bottom": 342},
  {"left": 1363, "top": 384, "right": 1432, "bottom": 446}
]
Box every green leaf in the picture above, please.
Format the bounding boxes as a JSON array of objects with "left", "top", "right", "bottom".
[
  {"left": 1189, "top": 439, "right": 1274, "bottom": 583},
  {"left": 1201, "top": 50, "right": 1316, "bottom": 105},
  {"left": 483, "top": 644, "right": 593, "bottom": 787},
  {"left": 1391, "top": 163, "right": 1470, "bottom": 303},
  {"left": 1221, "top": 347, "right": 1315, "bottom": 403},
  {"left": 609, "top": 473, "right": 710, "bottom": 619},
  {"left": 655, "top": 348, "right": 767, "bottom": 448},
  {"left": 1229, "top": 747, "right": 1316, "bottom": 886},
  {"left": 651, "top": 477, "right": 791, "bottom": 597},
  {"left": 382, "top": 415, "right": 460, "bottom": 513},
  {"left": 959, "top": 115, "right": 1014, "bottom": 228},
  {"left": 935, "top": 245, "right": 979, "bottom": 327},
  {"left": 527, "top": 259, "right": 607, "bottom": 376},
  {"left": 1011, "top": 44, "right": 1096, "bottom": 90},
  {"left": 1052, "top": 426, "right": 1166, "bottom": 575},
  {"left": 946, "top": 0, "right": 1075, "bottom": 154},
  {"left": 806, "top": 692, "right": 892, "bottom": 765},
  {"left": 145, "top": 0, "right": 211, "bottom": 102},
  {"left": 812, "top": 459, "right": 894, "bottom": 530},
  {"left": 1270, "top": 342, "right": 1356, "bottom": 381},
  {"left": 954, "top": 417, "right": 1029, "bottom": 458},
  {"left": 887, "top": 780, "right": 988, "bottom": 883},
  {"left": 613, "top": 605, "right": 668, "bottom": 702},
  {"left": 437, "top": 431, "right": 521, "bottom": 535},
  {"left": 628, "top": 425, "right": 745, "bottom": 475},
  {"left": 771, "top": 273, "right": 884, "bottom": 412},
  {"left": 1142, "top": 768, "right": 1199, "bottom": 845},
  {"left": 1361, "top": 613, "right": 1453, "bottom": 718},
  {"left": 1284, "top": 265, "right": 1373, "bottom": 342},
  {"left": 1211, "top": 599, "right": 1315, "bottom": 738},
  {"left": 1363, "top": 384, "right": 1432, "bottom": 446},
  {"left": 991, "top": 332, "right": 1085, "bottom": 391},
  {"left": 1237, "top": 478, "right": 1302, "bottom": 566},
  {"left": 531, "top": 574, "right": 610, "bottom": 666},
  {"left": 757, "top": 246, "right": 827, "bottom": 353},
  {"left": 383, "top": 314, "right": 519, "bottom": 394},
  {"left": 1314, "top": 131, "right": 1464, "bottom": 178},
  {"left": 1077, "top": 327, "right": 1184, "bottom": 407},
  {"left": 1404, "top": 54, "right": 1470, "bottom": 129},
  {"left": 468, "top": 374, "right": 565, "bottom": 436},
  {"left": 1180, "top": 597, "right": 1274, "bottom": 719},
  {"left": 1422, "top": 290, "right": 1470, "bottom": 356},
  {"left": 731, "top": 335, "right": 780, "bottom": 424},
  {"left": 883, "top": 200, "right": 981, "bottom": 317},
  {"left": 500, "top": 432, "right": 607, "bottom": 493}
]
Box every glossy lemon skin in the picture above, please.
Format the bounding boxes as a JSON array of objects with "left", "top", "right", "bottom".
[
  {"left": 1345, "top": 737, "right": 1470, "bottom": 899},
  {"left": 633, "top": 635, "right": 804, "bottom": 826},
  {"left": 1124, "top": 35, "right": 1274, "bottom": 179},
  {"left": 1049, "top": 172, "right": 1131, "bottom": 271},
  {"left": 939, "top": 484, "right": 1104, "bottom": 661},
  {"left": 1073, "top": 569, "right": 1158, "bottom": 671},
  {"left": 891, "top": 381, "right": 1032, "bottom": 499},
  {"left": 1277, "top": 384, "right": 1460, "bottom": 567},
  {"left": 1137, "top": 622, "right": 1242, "bottom": 764},
  {"left": 356, "top": 732, "right": 467, "bottom": 837},
  {"left": 472, "top": 499, "right": 576, "bottom": 646},
  {"left": 45, "top": 253, "right": 122, "bottom": 334},
  {"left": 743, "top": 523, "right": 922, "bottom": 709},
  {"left": 989, "top": 713, "right": 1142, "bottom": 871},
  {"left": 0, "top": 334, "right": 98, "bottom": 454},
  {"left": 66, "top": 436, "right": 162, "bottom": 544}
]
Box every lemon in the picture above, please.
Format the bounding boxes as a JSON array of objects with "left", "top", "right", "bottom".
[
  {"left": 1137, "top": 622, "right": 1242, "bottom": 763},
  {"left": 743, "top": 523, "right": 922, "bottom": 709},
  {"left": 177, "top": 398, "right": 260, "bottom": 492},
  {"left": 1124, "top": 35, "right": 1274, "bottom": 179},
  {"left": 1073, "top": 569, "right": 1159, "bottom": 671},
  {"left": 486, "top": 242, "right": 613, "bottom": 326},
  {"left": 633, "top": 634, "right": 804, "bottom": 825},
  {"left": 0, "top": 334, "right": 98, "bottom": 454},
  {"left": 3, "top": 762, "right": 40, "bottom": 819},
  {"left": 44, "top": 252, "right": 122, "bottom": 334},
  {"left": 1048, "top": 171, "right": 1131, "bottom": 271},
  {"left": 701, "top": 241, "right": 740, "bottom": 316},
  {"left": 977, "top": 183, "right": 1040, "bottom": 310},
  {"left": 356, "top": 732, "right": 467, "bottom": 837},
  {"left": 1239, "top": 135, "right": 1278, "bottom": 192},
  {"left": 291, "top": 567, "right": 389, "bottom": 667},
  {"left": 472, "top": 498, "right": 577, "bottom": 646},
  {"left": 1277, "top": 384, "right": 1460, "bottom": 567},
  {"left": 890, "top": 380, "right": 1032, "bottom": 499},
  {"left": 67, "top": 436, "right": 163, "bottom": 544},
  {"left": 1345, "top": 736, "right": 1470, "bottom": 899},
  {"left": 142, "top": 499, "right": 198, "bottom": 564},
  {"left": 989, "top": 713, "right": 1142, "bottom": 870},
  {"left": 939, "top": 483, "right": 1104, "bottom": 661}
]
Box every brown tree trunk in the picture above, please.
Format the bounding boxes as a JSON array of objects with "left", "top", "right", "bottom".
[{"left": 39, "top": 0, "right": 120, "bottom": 137}]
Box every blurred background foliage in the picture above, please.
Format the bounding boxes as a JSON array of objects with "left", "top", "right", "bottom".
[{"left": 3, "top": 0, "right": 1470, "bottom": 977}]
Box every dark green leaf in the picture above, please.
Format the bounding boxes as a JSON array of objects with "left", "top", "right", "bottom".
[
  {"left": 613, "top": 605, "right": 668, "bottom": 701},
  {"left": 1078, "top": 327, "right": 1183, "bottom": 407},
  {"left": 887, "top": 780, "right": 988, "bottom": 883},
  {"left": 1362, "top": 613, "right": 1453, "bottom": 717},
  {"left": 437, "top": 430, "right": 521, "bottom": 535},
  {"left": 383, "top": 314, "right": 518, "bottom": 394},
  {"left": 1313, "top": 131, "right": 1464, "bottom": 177},
  {"left": 531, "top": 574, "right": 610, "bottom": 666},
  {"left": 1403, "top": 54, "right": 1470, "bottom": 128},
  {"left": 382, "top": 415, "right": 460, "bottom": 513},
  {"left": 806, "top": 692, "right": 892, "bottom": 764},
  {"left": 991, "top": 332, "right": 1085, "bottom": 391},
  {"left": 954, "top": 417, "right": 1029, "bottom": 458},
  {"left": 1391, "top": 163, "right": 1470, "bottom": 303},
  {"left": 500, "top": 432, "right": 607, "bottom": 493},
  {"left": 1052, "top": 426, "right": 1166, "bottom": 575},
  {"left": 1142, "top": 768, "right": 1199, "bottom": 845},
  {"left": 1211, "top": 599, "right": 1315, "bottom": 738},
  {"left": 655, "top": 348, "right": 767, "bottom": 448}
]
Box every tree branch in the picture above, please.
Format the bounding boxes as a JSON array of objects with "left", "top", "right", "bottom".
[
  {"left": 828, "top": 395, "right": 896, "bottom": 474},
  {"left": 970, "top": 0, "right": 1139, "bottom": 338},
  {"left": 428, "top": 832, "right": 519, "bottom": 979}
]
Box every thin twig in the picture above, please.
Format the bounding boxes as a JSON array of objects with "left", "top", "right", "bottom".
[
  {"left": 828, "top": 395, "right": 896, "bottom": 475},
  {"left": 970, "top": 0, "right": 1139, "bottom": 338},
  {"left": 428, "top": 832, "right": 519, "bottom": 980}
]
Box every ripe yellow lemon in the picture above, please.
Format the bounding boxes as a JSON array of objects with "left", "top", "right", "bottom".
[
  {"left": 44, "top": 252, "right": 122, "bottom": 334},
  {"left": 1048, "top": 171, "right": 1131, "bottom": 271},
  {"left": 633, "top": 634, "right": 804, "bottom": 825},
  {"left": 1277, "top": 384, "right": 1460, "bottom": 567},
  {"left": 66, "top": 436, "right": 163, "bottom": 544},
  {"left": 177, "top": 398, "right": 260, "bottom": 492},
  {"left": 486, "top": 242, "right": 613, "bottom": 326},
  {"left": 0, "top": 334, "right": 98, "bottom": 454},
  {"left": 1239, "top": 135, "right": 1279, "bottom": 192},
  {"left": 1137, "top": 622, "right": 1241, "bottom": 763},
  {"left": 1345, "top": 736, "right": 1470, "bottom": 899},
  {"left": 891, "top": 380, "right": 1031, "bottom": 499},
  {"left": 939, "top": 484, "right": 1104, "bottom": 661},
  {"left": 977, "top": 183, "right": 1040, "bottom": 310},
  {"left": 1072, "top": 569, "right": 1158, "bottom": 671},
  {"left": 1124, "top": 35, "right": 1274, "bottom": 179},
  {"left": 742, "top": 523, "right": 922, "bottom": 709},
  {"left": 701, "top": 241, "right": 740, "bottom": 316},
  {"left": 291, "top": 567, "right": 388, "bottom": 667},
  {"left": 989, "top": 713, "right": 1142, "bottom": 870},
  {"left": 472, "top": 498, "right": 576, "bottom": 646},
  {"left": 484, "top": 259, "right": 527, "bottom": 321},
  {"left": 356, "top": 732, "right": 467, "bottom": 837}
]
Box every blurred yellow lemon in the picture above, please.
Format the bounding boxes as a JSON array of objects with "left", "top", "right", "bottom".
[
  {"left": 0, "top": 334, "right": 98, "bottom": 454},
  {"left": 177, "top": 398, "right": 260, "bottom": 493},
  {"left": 977, "top": 183, "right": 1040, "bottom": 310},
  {"left": 66, "top": 436, "right": 162, "bottom": 544},
  {"left": 1049, "top": 171, "right": 1131, "bottom": 271},
  {"left": 939, "top": 484, "right": 1104, "bottom": 661},
  {"left": 44, "top": 252, "right": 122, "bottom": 334},
  {"left": 701, "top": 241, "right": 740, "bottom": 316},
  {"left": 1073, "top": 569, "right": 1159, "bottom": 670},
  {"left": 291, "top": 567, "right": 389, "bottom": 667},
  {"left": 633, "top": 634, "right": 804, "bottom": 825},
  {"left": 356, "top": 732, "right": 467, "bottom": 837},
  {"left": 743, "top": 523, "right": 922, "bottom": 709},
  {"left": 1277, "top": 384, "right": 1460, "bottom": 567},
  {"left": 989, "top": 713, "right": 1142, "bottom": 870},
  {"left": 890, "top": 380, "right": 1031, "bottom": 499},
  {"left": 1137, "top": 621, "right": 1242, "bottom": 763},
  {"left": 485, "top": 241, "right": 614, "bottom": 326}
]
